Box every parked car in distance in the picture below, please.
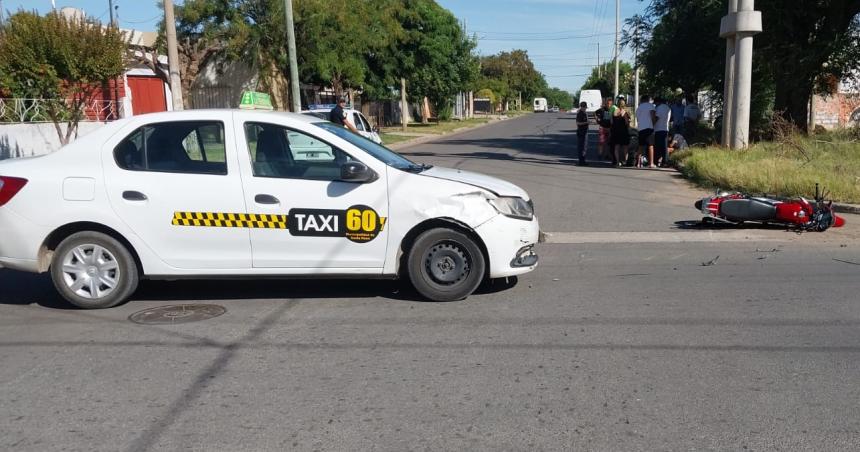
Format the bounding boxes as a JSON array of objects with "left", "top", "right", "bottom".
[
  {"left": 302, "top": 105, "right": 382, "bottom": 145},
  {"left": 550, "top": 106, "right": 560, "bottom": 113},
  {"left": 0, "top": 110, "right": 540, "bottom": 309}
]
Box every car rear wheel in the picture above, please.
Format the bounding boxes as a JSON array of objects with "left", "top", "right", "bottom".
[
  {"left": 50, "top": 231, "right": 139, "bottom": 309},
  {"left": 407, "top": 228, "right": 486, "bottom": 302}
]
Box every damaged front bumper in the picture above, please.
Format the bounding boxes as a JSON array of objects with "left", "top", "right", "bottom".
[
  {"left": 511, "top": 244, "right": 539, "bottom": 268},
  {"left": 474, "top": 213, "right": 540, "bottom": 278}
]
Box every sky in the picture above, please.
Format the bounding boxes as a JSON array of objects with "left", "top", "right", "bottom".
[{"left": 4, "top": 0, "right": 647, "bottom": 93}]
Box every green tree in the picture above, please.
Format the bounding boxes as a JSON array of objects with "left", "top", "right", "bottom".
[
  {"left": 643, "top": 0, "right": 860, "bottom": 132},
  {"left": 0, "top": 10, "right": 127, "bottom": 144},
  {"left": 480, "top": 50, "right": 546, "bottom": 108},
  {"left": 543, "top": 87, "right": 573, "bottom": 110},
  {"left": 581, "top": 61, "right": 635, "bottom": 99},
  {"left": 390, "top": 0, "right": 478, "bottom": 120}
]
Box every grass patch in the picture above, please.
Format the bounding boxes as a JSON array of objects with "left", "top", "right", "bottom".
[
  {"left": 380, "top": 133, "right": 418, "bottom": 146},
  {"left": 380, "top": 117, "right": 491, "bottom": 135},
  {"left": 673, "top": 132, "right": 860, "bottom": 203}
]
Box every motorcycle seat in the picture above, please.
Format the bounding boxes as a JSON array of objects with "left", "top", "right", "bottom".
[{"left": 720, "top": 199, "right": 777, "bottom": 221}]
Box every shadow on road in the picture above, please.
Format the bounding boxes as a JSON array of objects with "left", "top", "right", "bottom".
[
  {"left": 401, "top": 129, "right": 614, "bottom": 166},
  {"left": 0, "top": 269, "right": 517, "bottom": 309}
]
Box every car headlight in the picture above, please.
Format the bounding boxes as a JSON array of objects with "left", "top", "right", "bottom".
[{"left": 489, "top": 197, "right": 534, "bottom": 220}]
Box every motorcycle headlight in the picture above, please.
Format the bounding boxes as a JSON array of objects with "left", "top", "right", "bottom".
[{"left": 489, "top": 197, "right": 534, "bottom": 220}]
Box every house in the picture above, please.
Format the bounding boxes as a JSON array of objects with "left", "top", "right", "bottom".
[{"left": 810, "top": 77, "right": 860, "bottom": 129}]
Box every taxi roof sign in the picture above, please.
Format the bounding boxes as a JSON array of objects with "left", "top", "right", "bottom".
[{"left": 239, "top": 91, "right": 274, "bottom": 110}]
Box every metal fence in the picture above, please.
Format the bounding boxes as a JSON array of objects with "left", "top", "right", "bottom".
[
  {"left": 190, "top": 86, "right": 238, "bottom": 109},
  {"left": 0, "top": 98, "right": 123, "bottom": 123}
]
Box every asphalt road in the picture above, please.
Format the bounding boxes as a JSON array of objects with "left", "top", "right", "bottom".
[{"left": 2, "top": 113, "right": 860, "bottom": 451}]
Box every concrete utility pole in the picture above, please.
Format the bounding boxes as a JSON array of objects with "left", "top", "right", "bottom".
[
  {"left": 597, "top": 42, "right": 601, "bottom": 78},
  {"left": 720, "top": 0, "right": 761, "bottom": 149},
  {"left": 284, "top": 0, "right": 301, "bottom": 112},
  {"left": 163, "top": 0, "right": 184, "bottom": 110},
  {"left": 633, "top": 23, "right": 640, "bottom": 125},
  {"left": 613, "top": 0, "right": 620, "bottom": 100},
  {"left": 108, "top": 0, "right": 115, "bottom": 26}
]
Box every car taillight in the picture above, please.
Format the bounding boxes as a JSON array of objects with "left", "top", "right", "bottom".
[{"left": 0, "top": 176, "right": 28, "bottom": 206}]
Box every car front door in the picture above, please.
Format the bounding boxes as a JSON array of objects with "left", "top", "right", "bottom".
[
  {"left": 102, "top": 114, "right": 251, "bottom": 270},
  {"left": 234, "top": 117, "right": 389, "bottom": 270}
]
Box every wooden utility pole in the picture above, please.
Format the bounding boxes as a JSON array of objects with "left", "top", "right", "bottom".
[
  {"left": 163, "top": 0, "right": 184, "bottom": 110},
  {"left": 401, "top": 78, "right": 408, "bottom": 131},
  {"left": 613, "top": 0, "right": 620, "bottom": 100}
]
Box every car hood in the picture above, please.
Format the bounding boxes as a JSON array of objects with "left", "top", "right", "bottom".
[{"left": 420, "top": 166, "right": 529, "bottom": 199}]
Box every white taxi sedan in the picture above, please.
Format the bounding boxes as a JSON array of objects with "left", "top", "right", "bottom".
[{"left": 0, "top": 110, "right": 539, "bottom": 309}]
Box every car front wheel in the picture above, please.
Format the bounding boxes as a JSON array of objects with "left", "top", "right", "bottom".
[
  {"left": 407, "top": 228, "right": 486, "bottom": 302},
  {"left": 50, "top": 231, "right": 139, "bottom": 309}
]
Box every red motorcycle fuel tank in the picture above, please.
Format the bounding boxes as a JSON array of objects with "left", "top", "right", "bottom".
[{"left": 774, "top": 201, "right": 812, "bottom": 225}]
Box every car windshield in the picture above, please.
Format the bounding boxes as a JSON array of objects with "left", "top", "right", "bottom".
[{"left": 313, "top": 121, "right": 428, "bottom": 172}]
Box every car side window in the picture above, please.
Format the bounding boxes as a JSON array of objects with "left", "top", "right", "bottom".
[
  {"left": 114, "top": 121, "right": 227, "bottom": 175},
  {"left": 352, "top": 113, "right": 365, "bottom": 131},
  {"left": 359, "top": 114, "right": 372, "bottom": 132},
  {"left": 245, "top": 122, "right": 355, "bottom": 181}
]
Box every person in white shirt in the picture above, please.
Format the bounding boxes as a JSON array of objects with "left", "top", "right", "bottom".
[
  {"left": 634, "top": 95, "right": 656, "bottom": 168},
  {"left": 683, "top": 94, "right": 702, "bottom": 138},
  {"left": 653, "top": 96, "right": 672, "bottom": 167}
]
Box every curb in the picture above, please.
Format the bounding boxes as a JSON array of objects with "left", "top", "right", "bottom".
[
  {"left": 834, "top": 203, "right": 860, "bottom": 215},
  {"left": 387, "top": 116, "right": 512, "bottom": 150}
]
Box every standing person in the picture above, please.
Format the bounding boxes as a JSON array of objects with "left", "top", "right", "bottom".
[
  {"left": 634, "top": 94, "right": 656, "bottom": 168},
  {"left": 670, "top": 96, "right": 686, "bottom": 134},
  {"left": 653, "top": 96, "right": 671, "bottom": 167},
  {"left": 683, "top": 94, "right": 702, "bottom": 139},
  {"left": 575, "top": 101, "right": 590, "bottom": 166},
  {"left": 594, "top": 97, "right": 615, "bottom": 164},
  {"left": 330, "top": 96, "right": 359, "bottom": 134},
  {"left": 610, "top": 96, "right": 631, "bottom": 167}
]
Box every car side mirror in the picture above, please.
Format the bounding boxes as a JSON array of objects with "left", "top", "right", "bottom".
[
  {"left": 339, "top": 161, "right": 377, "bottom": 183},
  {"left": 372, "top": 125, "right": 380, "bottom": 133}
]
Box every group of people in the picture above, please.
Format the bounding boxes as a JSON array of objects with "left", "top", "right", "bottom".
[{"left": 574, "top": 95, "right": 694, "bottom": 167}]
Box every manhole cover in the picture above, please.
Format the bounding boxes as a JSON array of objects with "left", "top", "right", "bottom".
[{"left": 128, "top": 304, "right": 226, "bottom": 325}]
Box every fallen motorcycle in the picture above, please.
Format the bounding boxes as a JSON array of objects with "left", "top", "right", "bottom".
[{"left": 693, "top": 184, "right": 846, "bottom": 231}]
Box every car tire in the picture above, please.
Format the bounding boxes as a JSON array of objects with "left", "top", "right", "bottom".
[
  {"left": 407, "top": 228, "right": 486, "bottom": 302},
  {"left": 50, "top": 231, "right": 139, "bottom": 309}
]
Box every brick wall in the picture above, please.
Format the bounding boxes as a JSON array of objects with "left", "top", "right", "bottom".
[{"left": 812, "top": 93, "right": 860, "bottom": 129}]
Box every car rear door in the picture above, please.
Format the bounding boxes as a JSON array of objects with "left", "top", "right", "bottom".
[
  {"left": 102, "top": 112, "right": 251, "bottom": 270},
  {"left": 233, "top": 113, "right": 389, "bottom": 270}
]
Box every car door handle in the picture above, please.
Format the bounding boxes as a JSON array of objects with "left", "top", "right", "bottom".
[
  {"left": 122, "top": 190, "right": 148, "bottom": 201},
  {"left": 255, "top": 194, "right": 280, "bottom": 205}
]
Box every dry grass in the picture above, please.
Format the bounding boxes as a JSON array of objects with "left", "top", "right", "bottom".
[{"left": 673, "top": 130, "right": 860, "bottom": 203}]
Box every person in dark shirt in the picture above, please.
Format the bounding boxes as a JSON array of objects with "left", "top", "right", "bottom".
[
  {"left": 575, "top": 101, "right": 590, "bottom": 166},
  {"left": 329, "top": 96, "right": 359, "bottom": 133},
  {"left": 594, "top": 97, "right": 615, "bottom": 164}
]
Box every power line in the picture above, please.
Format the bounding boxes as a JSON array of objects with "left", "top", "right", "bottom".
[
  {"left": 122, "top": 14, "right": 161, "bottom": 24},
  {"left": 477, "top": 31, "right": 615, "bottom": 41}
]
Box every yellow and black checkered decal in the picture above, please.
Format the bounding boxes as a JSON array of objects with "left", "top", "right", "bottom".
[
  {"left": 171, "top": 205, "right": 386, "bottom": 243},
  {"left": 172, "top": 212, "right": 288, "bottom": 229}
]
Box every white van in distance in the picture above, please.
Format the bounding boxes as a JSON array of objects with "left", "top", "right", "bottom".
[
  {"left": 533, "top": 98, "right": 548, "bottom": 113},
  {"left": 578, "top": 89, "right": 603, "bottom": 114}
]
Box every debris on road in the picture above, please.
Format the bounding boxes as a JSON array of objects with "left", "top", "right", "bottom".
[
  {"left": 701, "top": 255, "right": 720, "bottom": 266},
  {"left": 755, "top": 248, "right": 782, "bottom": 253}
]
